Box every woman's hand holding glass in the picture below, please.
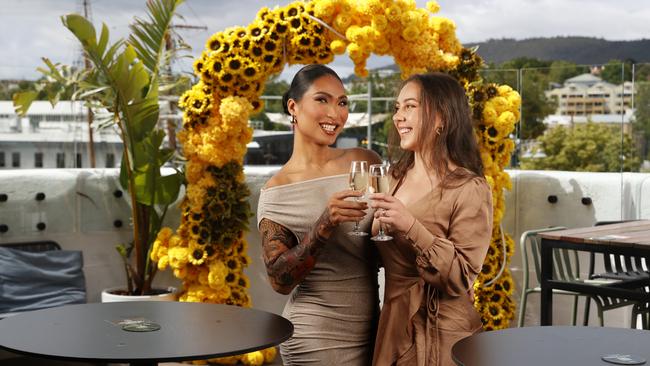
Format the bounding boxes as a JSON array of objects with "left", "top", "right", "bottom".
[
  {"left": 369, "top": 193, "right": 416, "bottom": 236},
  {"left": 348, "top": 161, "right": 369, "bottom": 236},
  {"left": 368, "top": 164, "right": 393, "bottom": 241}
]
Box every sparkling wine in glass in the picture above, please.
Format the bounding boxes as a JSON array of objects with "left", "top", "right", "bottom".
[
  {"left": 348, "top": 160, "right": 368, "bottom": 236},
  {"left": 369, "top": 164, "right": 393, "bottom": 241}
]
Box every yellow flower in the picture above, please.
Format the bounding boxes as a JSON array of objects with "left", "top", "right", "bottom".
[
  {"left": 495, "top": 111, "right": 516, "bottom": 135},
  {"left": 330, "top": 39, "right": 347, "bottom": 55},
  {"left": 188, "top": 247, "right": 207, "bottom": 266},
  {"left": 426, "top": 1, "right": 441, "bottom": 13},
  {"left": 346, "top": 42, "right": 363, "bottom": 60},
  {"left": 220, "top": 96, "right": 253, "bottom": 126},
  {"left": 168, "top": 247, "right": 189, "bottom": 269},
  {"left": 262, "top": 347, "right": 278, "bottom": 363},
  {"left": 385, "top": 4, "right": 402, "bottom": 21},
  {"left": 242, "top": 351, "right": 265, "bottom": 366},
  {"left": 371, "top": 14, "right": 388, "bottom": 31},
  {"left": 402, "top": 26, "right": 419, "bottom": 42},
  {"left": 490, "top": 96, "right": 509, "bottom": 114},
  {"left": 482, "top": 103, "right": 498, "bottom": 124},
  {"left": 334, "top": 13, "right": 352, "bottom": 31},
  {"left": 313, "top": 0, "right": 337, "bottom": 20},
  {"left": 185, "top": 160, "right": 206, "bottom": 184},
  {"left": 208, "top": 260, "right": 228, "bottom": 289}
]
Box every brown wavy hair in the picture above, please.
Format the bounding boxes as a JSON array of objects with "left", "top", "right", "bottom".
[{"left": 388, "top": 72, "right": 483, "bottom": 188}]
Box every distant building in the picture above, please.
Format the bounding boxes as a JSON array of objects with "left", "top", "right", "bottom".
[
  {"left": 0, "top": 101, "right": 122, "bottom": 169},
  {"left": 544, "top": 73, "right": 634, "bottom": 129},
  {"left": 0, "top": 101, "right": 283, "bottom": 169}
]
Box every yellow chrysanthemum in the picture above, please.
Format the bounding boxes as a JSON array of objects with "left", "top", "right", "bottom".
[
  {"left": 242, "top": 351, "right": 265, "bottom": 366},
  {"left": 426, "top": 1, "right": 441, "bottom": 14},
  {"left": 401, "top": 25, "right": 419, "bottom": 42},
  {"left": 333, "top": 13, "right": 352, "bottom": 31},
  {"left": 385, "top": 4, "right": 402, "bottom": 21},
  {"left": 168, "top": 247, "right": 190, "bottom": 269},
  {"left": 262, "top": 347, "right": 277, "bottom": 363},
  {"left": 330, "top": 39, "right": 347, "bottom": 55}
]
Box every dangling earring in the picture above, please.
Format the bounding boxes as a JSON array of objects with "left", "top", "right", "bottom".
[
  {"left": 291, "top": 115, "right": 297, "bottom": 124},
  {"left": 435, "top": 126, "right": 443, "bottom": 135}
]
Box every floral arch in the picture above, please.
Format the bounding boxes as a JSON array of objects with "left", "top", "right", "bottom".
[{"left": 151, "top": 0, "right": 520, "bottom": 364}]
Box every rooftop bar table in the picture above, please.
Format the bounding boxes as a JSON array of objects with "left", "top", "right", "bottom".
[
  {"left": 0, "top": 301, "right": 293, "bottom": 366},
  {"left": 452, "top": 326, "right": 650, "bottom": 366},
  {"left": 539, "top": 220, "right": 650, "bottom": 326}
]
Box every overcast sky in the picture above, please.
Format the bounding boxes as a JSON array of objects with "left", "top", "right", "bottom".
[{"left": 1, "top": 0, "right": 649, "bottom": 81}]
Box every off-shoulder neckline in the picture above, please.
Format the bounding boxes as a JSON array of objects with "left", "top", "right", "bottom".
[{"left": 261, "top": 173, "right": 348, "bottom": 192}]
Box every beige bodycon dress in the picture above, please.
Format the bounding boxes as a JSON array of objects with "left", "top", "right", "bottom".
[{"left": 258, "top": 174, "right": 379, "bottom": 365}]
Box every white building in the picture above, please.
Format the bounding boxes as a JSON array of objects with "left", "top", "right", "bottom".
[{"left": 544, "top": 73, "right": 634, "bottom": 130}]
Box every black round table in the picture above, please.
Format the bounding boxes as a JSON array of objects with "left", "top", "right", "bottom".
[
  {"left": 452, "top": 326, "right": 650, "bottom": 366},
  {"left": 0, "top": 301, "right": 293, "bottom": 366}
]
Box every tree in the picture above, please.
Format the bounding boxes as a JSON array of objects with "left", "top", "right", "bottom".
[
  {"left": 600, "top": 59, "right": 632, "bottom": 83},
  {"left": 547, "top": 60, "right": 586, "bottom": 84},
  {"left": 633, "top": 81, "right": 650, "bottom": 159},
  {"left": 634, "top": 64, "right": 650, "bottom": 82},
  {"left": 520, "top": 122, "right": 641, "bottom": 172}
]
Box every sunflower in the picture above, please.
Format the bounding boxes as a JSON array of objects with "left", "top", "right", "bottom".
[
  {"left": 240, "top": 61, "right": 261, "bottom": 82},
  {"left": 226, "top": 257, "right": 242, "bottom": 272},
  {"left": 225, "top": 271, "right": 239, "bottom": 285},
  {"left": 189, "top": 248, "right": 208, "bottom": 266},
  {"left": 224, "top": 55, "right": 244, "bottom": 75},
  {"left": 247, "top": 22, "right": 266, "bottom": 42},
  {"left": 206, "top": 33, "right": 227, "bottom": 53},
  {"left": 250, "top": 98, "right": 264, "bottom": 115},
  {"left": 487, "top": 302, "right": 504, "bottom": 320},
  {"left": 238, "top": 274, "right": 251, "bottom": 289}
]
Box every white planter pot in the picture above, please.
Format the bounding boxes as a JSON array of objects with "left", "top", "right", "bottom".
[{"left": 101, "top": 286, "right": 177, "bottom": 303}]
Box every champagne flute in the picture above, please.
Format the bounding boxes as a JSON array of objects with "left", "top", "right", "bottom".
[
  {"left": 369, "top": 164, "right": 393, "bottom": 241},
  {"left": 348, "top": 160, "right": 369, "bottom": 236}
]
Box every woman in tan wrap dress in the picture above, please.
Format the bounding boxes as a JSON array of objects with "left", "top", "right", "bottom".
[
  {"left": 370, "top": 72, "right": 493, "bottom": 366},
  {"left": 257, "top": 64, "right": 381, "bottom": 365}
]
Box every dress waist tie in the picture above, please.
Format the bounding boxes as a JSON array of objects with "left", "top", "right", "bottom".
[{"left": 385, "top": 273, "right": 440, "bottom": 366}]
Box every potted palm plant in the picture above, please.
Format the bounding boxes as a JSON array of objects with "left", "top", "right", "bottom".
[{"left": 13, "top": 0, "right": 186, "bottom": 296}]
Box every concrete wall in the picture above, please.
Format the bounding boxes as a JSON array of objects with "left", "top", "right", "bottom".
[{"left": 1, "top": 168, "right": 649, "bottom": 327}]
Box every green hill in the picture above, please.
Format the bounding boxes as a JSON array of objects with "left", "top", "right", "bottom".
[{"left": 467, "top": 37, "right": 650, "bottom": 65}]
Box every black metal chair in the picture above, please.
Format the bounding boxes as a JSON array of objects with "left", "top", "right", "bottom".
[{"left": 583, "top": 221, "right": 650, "bottom": 328}]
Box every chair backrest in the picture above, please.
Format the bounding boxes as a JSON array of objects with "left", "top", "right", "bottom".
[
  {"left": 0, "top": 241, "right": 61, "bottom": 252},
  {"left": 520, "top": 227, "right": 580, "bottom": 286},
  {"left": 591, "top": 221, "right": 647, "bottom": 275}
]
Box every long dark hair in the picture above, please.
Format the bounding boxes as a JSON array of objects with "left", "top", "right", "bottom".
[
  {"left": 389, "top": 72, "right": 484, "bottom": 187},
  {"left": 281, "top": 64, "right": 343, "bottom": 115}
]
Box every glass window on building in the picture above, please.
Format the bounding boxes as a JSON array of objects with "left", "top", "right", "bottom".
[
  {"left": 76, "top": 153, "right": 82, "bottom": 168},
  {"left": 11, "top": 152, "right": 20, "bottom": 168},
  {"left": 56, "top": 153, "right": 65, "bottom": 168},
  {"left": 105, "top": 153, "right": 115, "bottom": 168},
  {"left": 34, "top": 152, "right": 43, "bottom": 168},
  {"left": 0, "top": 152, "right": 4, "bottom": 167}
]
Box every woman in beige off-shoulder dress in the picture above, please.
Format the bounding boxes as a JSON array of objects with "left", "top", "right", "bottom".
[
  {"left": 370, "top": 72, "right": 493, "bottom": 366},
  {"left": 257, "top": 64, "right": 381, "bottom": 365}
]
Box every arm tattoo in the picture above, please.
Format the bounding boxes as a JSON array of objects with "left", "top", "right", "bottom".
[{"left": 260, "top": 210, "right": 334, "bottom": 294}]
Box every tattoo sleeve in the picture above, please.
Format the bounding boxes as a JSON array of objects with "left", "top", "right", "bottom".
[{"left": 259, "top": 210, "right": 334, "bottom": 295}]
